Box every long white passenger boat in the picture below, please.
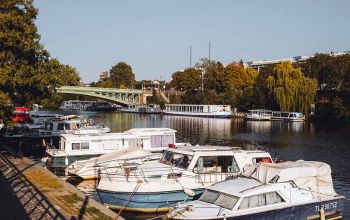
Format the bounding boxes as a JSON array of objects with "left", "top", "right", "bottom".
[
  {"left": 271, "top": 111, "right": 305, "bottom": 122},
  {"left": 167, "top": 160, "right": 344, "bottom": 220},
  {"left": 163, "top": 104, "right": 232, "bottom": 118},
  {"left": 96, "top": 145, "right": 273, "bottom": 213},
  {"left": 244, "top": 109, "right": 271, "bottom": 121},
  {"left": 245, "top": 109, "right": 305, "bottom": 122},
  {"left": 44, "top": 128, "right": 177, "bottom": 173}
]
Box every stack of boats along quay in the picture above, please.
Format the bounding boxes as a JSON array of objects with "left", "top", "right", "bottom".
[
  {"left": 95, "top": 145, "right": 273, "bottom": 213},
  {"left": 166, "top": 161, "right": 344, "bottom": 220},
  {"left": 44, "top": 127, "right": 177, "bottom": 174}
]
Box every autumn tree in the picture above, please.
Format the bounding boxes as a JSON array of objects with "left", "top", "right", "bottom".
[
  {"left": 267, "top": 62, "right": 317, "bottom": 114},
  {"left": 170, "top": 68, "right": 201, "bottom": 91},
  {"left": 0, "top": 0, "right": 80, "bottom": 114},
  {"left": 110, "top": 62, "right": 136, "bottom": 89}
]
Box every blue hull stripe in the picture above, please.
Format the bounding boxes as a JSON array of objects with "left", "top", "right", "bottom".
[{"left": 97, "top": 189, "right": 204, "bottom": 211}]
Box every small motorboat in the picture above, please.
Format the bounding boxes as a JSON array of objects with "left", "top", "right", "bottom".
[
  {"left": 166, "top": 160, "right": 344, "bottom": 220},
  {"left": 96, "top": 145, "right": 273, "bottom": 213}
]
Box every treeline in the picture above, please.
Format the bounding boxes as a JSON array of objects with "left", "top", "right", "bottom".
[
  {"left": 0, "top": 0, "right": 80, "bottom": 120},
  {"left": 169, "top": 54, "right": 350, "bottom": 122}
]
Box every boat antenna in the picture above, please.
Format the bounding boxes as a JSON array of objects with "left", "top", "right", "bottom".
[
  {"left": 208, "top": 41, "right": 211, "bottom": 62},
  {"left": 190, "top": 44, "right": 192, "bottom": 67}
]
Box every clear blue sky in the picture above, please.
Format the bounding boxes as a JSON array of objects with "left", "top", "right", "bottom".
[{"left": 34, "top": 0, "right": 350, "bottom": 83}]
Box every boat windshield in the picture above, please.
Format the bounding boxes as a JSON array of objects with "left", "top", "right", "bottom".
[
  {"left": 199, "top": 189, "right": 239, "bottom": 210},
  {"left": 160, "top": 151, "right": 193, "bottom": 169}
]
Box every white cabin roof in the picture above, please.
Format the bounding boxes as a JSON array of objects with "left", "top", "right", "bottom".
[
  {"left": 167, "top": 145, "right": 270, "bottom": 157},
  {"left": 209, "top": 177, "right": 261, "bottom": 196},
  {"left": 60, "top": 132, "right": 137, "bottom": 141},
  {"left": 125, "top": 127, "right": 177, "bottom": 135}
]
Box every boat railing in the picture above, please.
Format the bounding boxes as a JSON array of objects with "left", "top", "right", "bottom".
[
  {"left": 195, "top": 173, "right": 232, "bottom": 183},
  {"left": 101, "top": 165, "right": 234, "bottom": 183}
]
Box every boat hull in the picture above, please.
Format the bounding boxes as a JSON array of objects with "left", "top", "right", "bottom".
[
  {"left": 171, "top": 198, "right": 344, "bottom": 220},
  {"left": 97, "top": 189, "right": 205, "bottom": 213}
]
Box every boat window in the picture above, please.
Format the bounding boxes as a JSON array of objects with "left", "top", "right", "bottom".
[
  {"left": 72, "top": 142, "right": 89, "bottom": 150},
  {"left": 253, "top": 157, "right": 272, "bottom": 164},
  {"left": 81, "top": 142, "right": 89, "bottom": 149},
  {"left": 281, "top": 113, "right": 289, "bottom": 117},
  {"left": 151, "top": 135, "right": 174, "bottom": 148},
  {"left": 64, "top": 123, "right": 71, "bottom": 130},
  {"left": 239, "top": 192, "right": 284, "bottom": 210},
  {"left": 160, "top": 151, "right": 192, "bottom": 169},
  {"left": 199, "top": 190, "right": 239, "bottom": 210},
  {"left": 160, "top": 151, "right": 174, "bottom": 164},
  {"left": 176, "top": 155, "right": 193, "bottom": 169},
  {"left": 199, "top": 190, "right": 220, "bottom": 203},
  {"left": 193, "top": 156, "right": 239, "bottom": 173},
  {"left": 72, "top": 143, "right": 80, "bottom": 150},
  {"left": 57, "top": 123, "right": 64, "bottom": 130},
  {"left": 214, "top": 193, "right": 239, "bottom": 210}
]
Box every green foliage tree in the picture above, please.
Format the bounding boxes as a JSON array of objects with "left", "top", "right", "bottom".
[
  {"left": 267, "top": 62, "right": 317, "bottom": 114},
  {"left": 110, "top": 62, "right": 136, "bottom": 89},
  {"left": 0, "top": 0, "right": 80, "bottom": 113},
  {"left": 170, "top": 68, "right": 201, "bottom": 91}
]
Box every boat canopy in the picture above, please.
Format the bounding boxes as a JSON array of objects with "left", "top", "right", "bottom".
[
  {"left": 74, "top": 147, "right": 154, "bottom": 167},
  {"left": 244, "top": 160, "right": 337, "bottom": 198}
]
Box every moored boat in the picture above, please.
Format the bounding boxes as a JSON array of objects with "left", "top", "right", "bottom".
[
  {"left": 96, "top": 145, "right": 273, "bottom": 213},
  {"left": 166, "top": 160, "right": 344, "bottom": 220},
  {"left": 271, "top": 111, "right": 305, "bottom": 122},
  {"left": 119, "top": 104, "right": 162, "bottom": 114},
  {"left": 244, "top": 109, "right": 271, "bottom": 121},
  {"left": 44, "top": 128, "right": 177, "bottom": 173},
  {"left": 66, "top": 147, "right": 161, "bottom": 180},
  {"left": 163, "top": 104, "right": 232, "bottom": 118}
]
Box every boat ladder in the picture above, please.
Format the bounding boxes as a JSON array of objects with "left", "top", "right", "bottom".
[{"left": 116, "top": 179, "right": 142, "bottom": 218}]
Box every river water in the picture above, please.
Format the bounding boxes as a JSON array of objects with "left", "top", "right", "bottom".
[{"left": 49, "top": 111, "right": 350, "bottom": 218}]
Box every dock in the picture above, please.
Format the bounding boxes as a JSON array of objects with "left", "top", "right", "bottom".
[{"left": 0, "top": 144, "right": 123, "bottom": 220}]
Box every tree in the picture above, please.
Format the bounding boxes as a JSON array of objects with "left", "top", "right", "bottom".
[
  {"left": 170, "top": 68, "right": 201, "bottom": 91},
  {"left": 0, "top": 0, "right": 80, "bottom": 111},
  {"left": 110, "top": 62, "right": 136, "bottom": 88},
  {"left": 267, "top": 62, "right": 317, "bottom": 114}
]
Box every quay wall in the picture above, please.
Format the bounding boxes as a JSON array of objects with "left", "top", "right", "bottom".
[{"left": 0, "top": 144, "right": 123, "bottom": 220}]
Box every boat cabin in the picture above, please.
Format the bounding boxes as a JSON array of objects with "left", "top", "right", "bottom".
[{"left": 158, "top": 146, "right": 272, "bottom": 183}]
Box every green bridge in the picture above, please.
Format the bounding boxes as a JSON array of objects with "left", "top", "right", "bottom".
[{"left": 56, "top": 86, "right": 149, "bottom": 106}]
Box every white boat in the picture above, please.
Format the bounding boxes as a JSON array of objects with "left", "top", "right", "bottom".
[
  {"left": 119, "top": 104, "right": 162, "bottom": 114},
  {"left": 59, "top": 100, "right": 95, "bottom": 111},
  {"left": 66, "top": 147, "right": 162, "bottom": 180},
  {"left": 163, "top": 104, "right": 232, "bottom": 118},
  {"left": 271, "top": 111, "right": 305, "bottom": 122},
  {"left": 44, "top": 128, "right": 177, "bottom": 172},
  {"left": 96, "top": 145, "right": 273, "bottom": 212},
  {"left": 244, "top": 109, "right": 271, "bottom": 121},
  {"left": 37, "top": 115, "right": 110, "bottom": 138},
  {"left": 167, "top": 160, "right": 344, "bottom": 220}
]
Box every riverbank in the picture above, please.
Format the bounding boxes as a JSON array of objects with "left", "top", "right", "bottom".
[{"left": 0, "top": 144, "right": 123, "bottom": 220}]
